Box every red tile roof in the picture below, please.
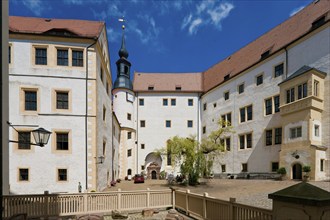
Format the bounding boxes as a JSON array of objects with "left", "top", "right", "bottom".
[
  {"left": 9, "top": 16, "right": 104, "bottom": 39},
  {"left": 133, "top": 72, "right": 203, "bottom": 92},
  {"left": 203, "top": 0, "right": 329, "bottom": 92}
]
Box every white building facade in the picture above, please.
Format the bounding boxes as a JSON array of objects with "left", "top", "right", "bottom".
[
  {"left": 9, "top": 16, "right": 114, "bottom": 194},
  {"left": 113, "top": 0, "right": 329, "bottom": 181}
]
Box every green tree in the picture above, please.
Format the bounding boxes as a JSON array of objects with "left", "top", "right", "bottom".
[{"left": 157, "top": 119, "right": 233, "bottom": 186}]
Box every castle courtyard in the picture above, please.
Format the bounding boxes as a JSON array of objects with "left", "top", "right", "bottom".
[{"left": 105, "top": 179, "right": 330, "bottom": 209}]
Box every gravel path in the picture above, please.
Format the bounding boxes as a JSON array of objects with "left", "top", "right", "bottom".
[{"left": 105, "top": 179, "right": 330, "bottom": 210}]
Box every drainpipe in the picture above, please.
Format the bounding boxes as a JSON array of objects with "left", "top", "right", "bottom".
[{"left": 85, "top": 40, "right": 97, "bottom": 190}]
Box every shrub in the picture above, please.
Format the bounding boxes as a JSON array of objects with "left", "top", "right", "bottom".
[
  {"left": 277, "top": 167, "right": 287, "bottom": 175},
  {"left": 303, "top": 165, "right": 311, "bottom": 173}
]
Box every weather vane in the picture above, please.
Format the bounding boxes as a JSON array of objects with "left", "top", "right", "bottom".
[{"left": 118, "top": 17, "right": 125, "bottom": 30}]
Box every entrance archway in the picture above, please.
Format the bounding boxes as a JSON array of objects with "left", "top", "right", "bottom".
[
  {"left": 292, "top": 163, "right": 302, "bottom": 180},
  {"left": 151, "top": 170, "right": 157, "bottom": 179}
]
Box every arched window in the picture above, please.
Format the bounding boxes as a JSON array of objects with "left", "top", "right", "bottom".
[{"left": 127, "top": 169, "right": 132, "bottom": 176}]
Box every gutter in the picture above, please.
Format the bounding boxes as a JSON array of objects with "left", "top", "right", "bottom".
[{"left": 85, "top": 40, "right": 97, "bottom": 190}]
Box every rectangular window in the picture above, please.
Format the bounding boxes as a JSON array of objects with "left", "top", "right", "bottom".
[
  {"left": 203, "top": 103, "right": 207, "bottom": 111},
  {"left": 100, "top": 68, "right": 103, "bottom": 82},
  {"left": 18, "top": 131, "right": 31, "bottom": 150},
  {"left": 221, "top": 113, "right": 231, "bottom": 127},
  {"left": 286, "top": 88, "right": 295, "bottom": 103},
  {"left": 103, "top": 106, "right": 106, "bottom": 121},
  {"left": 266, "top": 130, "right": 272, "bottom": 146},
  {"left": 314, "top": 80, "right": 319, "bottom": 97},
  {"left": 290, "top": 127, "right": 302, "bottom": 139},
  {"left": 141, "top": 144, "right": 145, "bottom": 149},
  {"left": 320, "top": 159, "right": 324, "bottom": 172},
  {"left": 240, "top": 105, "right": 252, "bottom": 123},
  {"left": 57, "top": 49, "right": 68, "bottom": 66},
  {"left": 19, "top": 168, "right": 29, "bottom": 181},
  {"left": 298, "top": 83, "right": 307, "bottom": 100},
  {"left": 246, "top": 133, "right": 252, "bottom": 148},
  {"left": 163, "top": 99, "right": 168, "bottom": 106},
  {"left": 56, "top": 91, "right": 69, "bottom": 109},
  {"left": 213, "top": 103, "right": 217, "bottom": 108},
  {"left": 127, "top": 132, "right": 132, "bottom": 139},
  {"left": 272, "top": 162, "right": 279, "bottom": 172},
  {"left": 265, "top": 98, "right": 272, "bottom": 115},
  {"left": 314, "top": 125, "right": 320, "bottom": 137},
  {"left": 140, "top": 120, "right": 145, "bottom": 128},
  {"left": 139, "top": 98, "right": 144, "bottom": 106},
  {"left": 225, "top": 138, "right": 231, "bottom": 151},
  {"left": 171, "top": 99, "right": 176, "bottom": 106},
  {"left": 127, "top": 113, "right": 131, "bottom": 121},
  {"left": 240, "top": 108, "right": 245, "bottom": 123},
  {"left": 202, "top": 126, "right": 206, "bottom": 134},
  {"left": 221, "top": 165, "right": 226, "bottom": 173},
  {"left": 242, "top": 163, "right": 248, "bottom": 172},
  {"left": 187, "top": 120, "right": 193, "bottom": 128},
  {"left": 141, "top": 165, "right": 145, "bottom": 170},
  {"left": 238, "top": 83, "right": 244, "bottom": 94},
  {"left": 274, "top": 63, "right": 284, "bottom": 77},
  {"left": 275, "top": 128, "right": 282, "bottom": 144},
  {"left": 25, "top": 91, "right": 37, "bottom": 111},
  {"left": 35, "top": 48, "right": 47, "bottom": 65},
  {"left": 56, "top": 133, "right": 69, "bottom": 150},
  {"left": 166, "top": 120, "right": 171, "bottom": 128},
  {"left": 256, "top": 74, "right": 263, "bottom": 86},
  {"left": 127, "top": 149, "right": 132, "bottom": 157},
  {"left": 239, "top": 135, "right": 245, "bottom": 149},
  {"left": 188, "top": 99, "right": 193, "bottom": 106},
  {"left": 9, "top": 46, "right": 11, "bottom": 63},
  {"left": 58, "top": 169, "right": 68, "bottom": 181},
  {"left": 274, "top": 95, "right": 280, "bottom": 113},
  {"left": 72, "top": 50, "right": 83, "bottom": 66},
  {"left": 247, "top": 105, "right": 253, "bottom": 121},
  {"left": 224, "top": 91, "right": 229, "bottom": 100}
]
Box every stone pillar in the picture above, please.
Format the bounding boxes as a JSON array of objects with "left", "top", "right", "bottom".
[{"left": 269, "top": 182, "right": 330, "bottom": 220}]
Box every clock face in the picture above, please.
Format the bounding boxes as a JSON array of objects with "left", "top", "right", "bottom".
[{"left": 126, "top": 92, "right": 134, "bottom": 103}]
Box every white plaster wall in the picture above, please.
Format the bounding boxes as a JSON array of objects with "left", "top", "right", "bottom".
[
  {"left": 96, "top": 51, "right": 113, "bottom": 192},
  {"left": 112, "top": 117, "right": 120, "bottom": 181},
  {"left": 201, "top": 54, "right": 285, "bottom": 175},
  {"left": 136, "top": 93, "right": 199, "bottom": 174},
  {"left": 112, "top": 90, "right": 135, "bottom": 129},
  {"left": 9, "top": 40, "right": 88, "bottom": 194}
]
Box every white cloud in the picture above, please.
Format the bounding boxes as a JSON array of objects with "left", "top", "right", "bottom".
[
  {"left": 189, "top": 18, "right": 203, "bottom": 35},
  {"left": 22, "top": 0, "right": 48, "bottom": 16},
  {"left": 181, "top": 1, "right": 234, "bottom": 35},
  {"left": 63, "top": 0, "right": 83, "bottom": 5},
  {"left": 207, "top": 2, "right": 234, "bottom": 27},
  {"left": 290, "top": 5, "right": 305, "bottom": 17}
]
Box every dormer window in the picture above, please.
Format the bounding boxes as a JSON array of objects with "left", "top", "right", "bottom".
[
  {"left": 148, "top": 86, "right": 154, "bottom": 91},
  {"left": 260, "top": 50, "right": 270, "bottom": 60},
  {"left": 175, "top": 86, "right": 182, "bottom": 91},
  {"left": 224, "top": 74, "right": 230, "bottom": 81},
  {"left": 311, "top": 15, "right": 326, "bottom": 29}
]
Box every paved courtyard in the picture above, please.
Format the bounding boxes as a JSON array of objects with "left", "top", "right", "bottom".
[{"left": 104, "top": 179, "right": 330, "bottom": 209}]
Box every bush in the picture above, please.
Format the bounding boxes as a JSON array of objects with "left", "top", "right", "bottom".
[
  {"left": 277, "top": 167, "right": 287, "bottom": 175},
  {"left": 303, "top": 165, "right": 311, "bottom": 173}
]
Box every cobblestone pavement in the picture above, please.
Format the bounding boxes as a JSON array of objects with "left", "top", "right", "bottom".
[{"left": 105, "top": 179, "right": 330, "bottom": 210}]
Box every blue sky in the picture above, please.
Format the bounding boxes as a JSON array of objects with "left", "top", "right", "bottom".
[{"left": 10, "top": 0, "right": 312, "bottom": 81}]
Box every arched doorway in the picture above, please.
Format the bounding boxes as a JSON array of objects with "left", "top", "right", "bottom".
[
  {"left": 292, "top": 164, "right": 302, "bottom": 180},
  {"left": 151, "top": 170, "right": 157, "bottom": 179}
]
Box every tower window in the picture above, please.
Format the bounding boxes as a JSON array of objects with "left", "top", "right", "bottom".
[{"left": 139, "top": 98, "right": 144, "bottom": 106}]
